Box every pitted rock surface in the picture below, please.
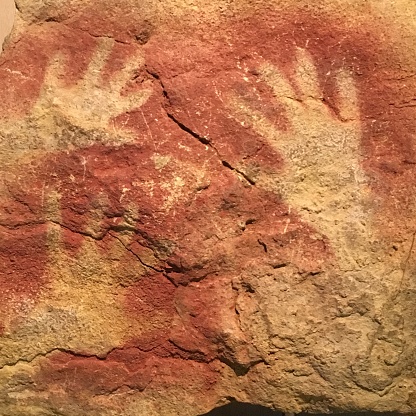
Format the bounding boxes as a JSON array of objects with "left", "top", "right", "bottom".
[{"left": 1, "top": 1, "right": 416, "bottom": 415}]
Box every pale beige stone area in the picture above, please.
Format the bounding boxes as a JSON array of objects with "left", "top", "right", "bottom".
[{"left": 0, "top": 0, "right": 14, "bottom": 48}]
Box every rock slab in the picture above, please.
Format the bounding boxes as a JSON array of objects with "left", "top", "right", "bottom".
[{"left": 0, "top": 0, "right": 416, "bottom": 415}]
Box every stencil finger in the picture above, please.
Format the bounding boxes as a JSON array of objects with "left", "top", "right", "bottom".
[
  {"left": 44, "top": 189, "right": 63, "bottom": 251},
  {"left": 335, "top": 68, "right": 359, "bottom": 122},
  {"left": 84, "top": 37, "right": 114, "bottom": 87},
  {"left": 294, "top": 47, "right": 321, "bottom": 99},
  {"left": 228, "top": 95, "right": 286, "bottom": 146},
  {"left": 120, "top": 88, "right": 153, "bottom": 114},
  {"left": 258, "top": 62, "right": 300, "bottom": 120},
  {"left": 43, "top": 53, "right": 67, "bottom": 91},
  {"left": 110, "top": 49, "right": 146, "bottom": 93},
  {"left": 295, "top": 48, "right": 322, "bottom": 98}
]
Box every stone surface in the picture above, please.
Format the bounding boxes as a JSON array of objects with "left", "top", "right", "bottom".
[
  {"left": 0, "top": 0, "right": 15, "bottom": 48},
  {"left": 0, "top": 0, "right": 416, "bottom": 415}
]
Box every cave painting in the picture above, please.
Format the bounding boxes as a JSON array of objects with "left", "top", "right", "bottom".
[
  {"left": 39, "top": 38, "right": 152, "bottom": 140},
  {"left": 228, "top": 47, "right": 369, "bottom": 269},
  {"left": 0, "top": 11, "right": 415, "bottom": 416},
  {"left": 0, "top": 35, "right": 154, "bottom": 334},
  {"left": 2, "top": 37, "right": 152, "bottom": 155}
]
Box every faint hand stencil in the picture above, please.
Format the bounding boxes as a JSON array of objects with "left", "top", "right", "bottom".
[
  {"left": 0, "top": 38, "right": 153, "bottom": 172},
  {"left": 45, "top": 38, "right": 151, "bottom": 127},
  {"left": 229, "top": 48, "right": 370, "bottom": 268},
  {"left": 0, "top": 191, "right": 156, "bottom": 361}
]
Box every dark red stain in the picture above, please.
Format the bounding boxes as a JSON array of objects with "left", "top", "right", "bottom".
[
  {"left": 128, "top": 272, "right": 174, "bottom": 308},
  {"left": 35, "top": 347, "right": 218, "bottom": 399},
  {"left": 0, "top": 162, "right": 52, "bottom": 329},
  {"left": 0, "top": 224, "right": 48, "bottom": 324},
  {"left": 1, "top": 6, "right": 414, "bottom": 407},
  {"left": 64, "top": 4, "right": 154, "bottom": 44}
]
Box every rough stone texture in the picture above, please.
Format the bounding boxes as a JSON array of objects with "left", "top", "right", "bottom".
[{"left": 0, "top": 0, "right": 416, "bottom": 415}]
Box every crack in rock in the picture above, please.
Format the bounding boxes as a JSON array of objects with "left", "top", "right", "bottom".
[
  {"left": 108, "top": 230, "right": 163, "bottom": 273},
  {"left": 145, "top": 67, "right": 256, "bottom": 186},
  {"left": 0, "top": 346, "right": 118, "bottom": 370}
]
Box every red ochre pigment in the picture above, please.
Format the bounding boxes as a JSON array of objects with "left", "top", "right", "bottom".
[{"left": 0, "top": 8, "right": 414, "bottom": 406}]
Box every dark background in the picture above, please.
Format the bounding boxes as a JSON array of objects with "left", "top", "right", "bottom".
[{"left": 202, "top": 402, "right": 400, "bottom": 416}]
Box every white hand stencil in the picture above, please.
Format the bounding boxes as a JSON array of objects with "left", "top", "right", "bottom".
[{"left": 229, "top": 48, "right": 370, "bottom": 268}]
